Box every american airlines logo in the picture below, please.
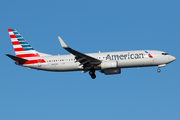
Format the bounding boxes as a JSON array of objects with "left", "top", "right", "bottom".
[
  {"left": 145, "top": 51, "right": 153, "bottom": 58},
  {"left": 106, "top": 53, "right": 144, "bottom": 60}
]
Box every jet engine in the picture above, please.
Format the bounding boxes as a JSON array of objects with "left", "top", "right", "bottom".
[
  {"left": 100, "top": 61, "right": 118, "bottom": 69},
  {"left": 100, "top": 61, "right": 121, "bottom": 75},
  {"left": 101, "top": 68, "right": 121, "bottom": 75}
]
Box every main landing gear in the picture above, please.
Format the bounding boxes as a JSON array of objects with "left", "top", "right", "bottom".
[{"left": 89, "top": 68, "right": 96, "bottom": 79}]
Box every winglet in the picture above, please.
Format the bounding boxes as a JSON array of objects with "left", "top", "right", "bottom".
[{"left": 58, "top": 36, "right": 68, "bottom": 48}]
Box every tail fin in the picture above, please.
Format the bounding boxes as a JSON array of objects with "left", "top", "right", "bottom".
[{"left": 8, "top": 28, "right": 40, "bottom": 58}]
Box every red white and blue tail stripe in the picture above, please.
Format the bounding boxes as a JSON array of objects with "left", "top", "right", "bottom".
[
  {"left": 8, "top": 28, "right": 48, "bottom": 65},
  {"left": 8, "top": 28, "right": 40, "bottom": 58}
]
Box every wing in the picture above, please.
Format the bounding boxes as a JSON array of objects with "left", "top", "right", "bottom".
[{"left": 58, "top": 37, "right": 101, "bottom": 67}]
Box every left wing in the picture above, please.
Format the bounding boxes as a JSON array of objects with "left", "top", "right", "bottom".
[{"left": 58, "top": 37, "right": 101, "bottom": 67}]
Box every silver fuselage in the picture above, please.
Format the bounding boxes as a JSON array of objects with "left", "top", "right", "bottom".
[{"left": 21, "top": 50, "right": 176, "bottom": 71}]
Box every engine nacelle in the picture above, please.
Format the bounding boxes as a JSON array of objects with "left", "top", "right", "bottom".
[
  {"left": 101, "top": 68, "right": 121, "bottom": 75},
  {"left": 100, "top": 61, "right": 118, "bottom": 70}
]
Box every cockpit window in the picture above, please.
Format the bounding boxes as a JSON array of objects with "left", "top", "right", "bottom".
[{"left": 162, "top": 53, "right": 169, "bottom": 55}]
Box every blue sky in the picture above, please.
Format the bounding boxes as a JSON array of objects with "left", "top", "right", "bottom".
[{"left": 1, "top": 0, "right": 180, "bottom": 120}]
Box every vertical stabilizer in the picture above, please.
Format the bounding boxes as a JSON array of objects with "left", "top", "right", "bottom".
[{"left": 8, "top": 28, "right": 40, "bottom": 58}]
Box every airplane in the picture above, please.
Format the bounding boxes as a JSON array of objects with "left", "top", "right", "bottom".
[{"left": 6, "top": 28, "right": 176, "bottom": 79}]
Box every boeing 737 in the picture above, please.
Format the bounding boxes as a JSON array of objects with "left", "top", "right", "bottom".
[{"left": 6, "top": 29, "right": 176, "bottom": 79}]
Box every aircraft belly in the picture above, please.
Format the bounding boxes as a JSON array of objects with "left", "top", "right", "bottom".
[
  {"left": 22, "top": 62, "right": 80, "bottom": 71},
  {"left": 56, "top": 63, "right": 79, "bottom": 71}
]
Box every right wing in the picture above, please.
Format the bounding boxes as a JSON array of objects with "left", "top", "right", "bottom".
[{"left": 58, "top": 37, "right": 101, "bottom": 67}]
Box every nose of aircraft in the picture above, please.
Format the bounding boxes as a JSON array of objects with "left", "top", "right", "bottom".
[{"left": 169, "top": 55, "right": 176, "bottom": 62}]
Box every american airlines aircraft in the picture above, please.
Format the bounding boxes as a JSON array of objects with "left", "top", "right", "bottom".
[{"left": 6, "top": 29, "right": 176, "bottom": 79}]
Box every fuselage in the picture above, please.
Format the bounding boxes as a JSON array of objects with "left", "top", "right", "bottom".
[{"left": 21, "top": 50, "right": 176, "bottom": 72}]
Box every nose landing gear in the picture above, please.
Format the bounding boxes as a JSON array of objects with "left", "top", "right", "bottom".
[
  {"left": 89, "top": 68, "right": 96, "bottom": 79},
  {"left": 157, "top": 68, "right": 161, "bottom": 73},
  {"left": 157, "top": 64, "right": 166, "bottom": 73}
]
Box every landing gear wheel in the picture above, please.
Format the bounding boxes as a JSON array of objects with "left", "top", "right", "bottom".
[
  {"left": 157, "top": 69, "right": 161, "bottom": 73},
  {"left": 89, "top": 68, "right": 96, "bottom": 79},
  {"left": 89, "top": 71, "right": 94, "bottom": 75},
  {"left": 91, "top": 74, "right": 96, "bottom": 79}
]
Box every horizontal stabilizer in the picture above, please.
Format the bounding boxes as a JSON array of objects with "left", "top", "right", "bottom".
[{"left": 5, "top": 54, "right": 27, "bottom": 62}]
